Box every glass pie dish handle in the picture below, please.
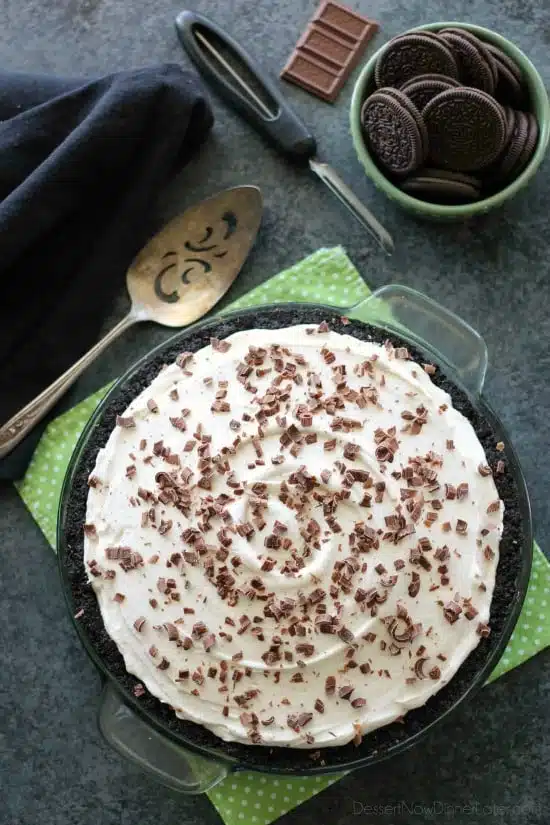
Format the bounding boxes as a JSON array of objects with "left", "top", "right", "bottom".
[
  {"left": 347, "top": 284, "right": 489, "bottom": 398},
  {"left": 98, "top": 683, "right": 230, "bottom": 793}
]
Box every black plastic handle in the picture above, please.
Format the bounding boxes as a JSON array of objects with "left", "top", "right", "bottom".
[{"left": 175, "top": 10, "right": 317, "bottom": 164}]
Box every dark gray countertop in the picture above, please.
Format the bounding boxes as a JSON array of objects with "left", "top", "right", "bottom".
[{"left": 1, "top": 0, "right": 549, "bottom": 823}]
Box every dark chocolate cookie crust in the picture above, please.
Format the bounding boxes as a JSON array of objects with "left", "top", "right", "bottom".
[{"left": 59, "top": 305, "right": 529, "bottom": 774}]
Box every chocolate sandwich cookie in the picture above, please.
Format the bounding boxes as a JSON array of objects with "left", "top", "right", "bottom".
[
  {"left": 491, "top": 110, "right": 530, "bottom": 183},
  {"left": 438, "top": 29, "right": 495, "bottom": 94},
  {"left": 375, "top": 33, "right": 459, "bottom": 88},
  {"left": 485, "top": 43, "right": 525, "bottom": 107},
  {"left": 401, "top": 75, "right": 461, "bottom": 112},
  {"left": 378, "top": 86, "right": 429, "bottom": 156},
  {"left": 441, "top": 27, "right": 499, "bottom": 86},
  {"left": 420, "top": 168, "right": 482, "bottom": 187},
  {"left": 511, "top": 111, "right": 539, "bottom": 177},
  {"left": 361, "top": 90, "right": 426, "bottom": 176},
  {"left": 401, "top": 72, "right": 462, "bottom": 89},
  {"left": 424, "top": 87, "right": 507, "bottom": 171},
  {"left": 502, "top": 106, "right": 516, "bottom": 147},
  {"left": 485, "top": 42, "right": 523, "bottom": 84},
  {"left": 401, "top": 168, "right": 481, "bottom": 203}
]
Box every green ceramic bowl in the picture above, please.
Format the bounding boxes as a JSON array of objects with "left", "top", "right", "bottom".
[{"left": 350, "top": 22, "right": 550, "bottom": 220}]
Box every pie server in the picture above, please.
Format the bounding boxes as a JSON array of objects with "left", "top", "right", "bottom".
[{"left": 175, "top": 10, "right": 394, "bottom": 256}]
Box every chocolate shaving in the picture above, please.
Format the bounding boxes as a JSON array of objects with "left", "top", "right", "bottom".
[
  {"left": 116, "top": 415, "right": 135, "bottom": 428},
  {"left": 408, "top": 572, "right": 420, "bottom": 598},
  {"left": 170, "top": 416, "right": 187, "bottom": 432},
  {"left": 211, "top": 338, "right": 232, "bottom": 353},
  {"left": 325, "top": 676, "right": 336, "bottom": 695},
  {"left": 343, "top": 442, "right": 360, "bottom": 460},
  {"left": 176, "top": 351, "right": 193, "bottom": 368},
  {"left": 414, "top": 658, "right": 428, "bottom": 679},
  {"left": 338, "top": 627, "right": 354, "bottom": 643},
  {"left": 163, "top": 622, "right": 179, "bottom": 641},
  {"left": 444, "top": 483, "right": 456, "bottom": 500},
  {"left": 443, "top": 600, "right": 462, "bottom": 624},
  {"left": 338, "top": 685, "right": 354, "bottom": 700}
]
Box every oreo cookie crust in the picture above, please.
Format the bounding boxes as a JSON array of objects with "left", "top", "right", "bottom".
[
  {"left": 362, "top": 91, "right": 425, "bottom": 176},
  {"left": 424, "top": 87, "right": 507, "bottom": 172},
  {"left": 439, "top": 30, "right": 495, "bottom": 94},
  {"left": 375, "top": 33, "right": 459, "bottom": 89}
]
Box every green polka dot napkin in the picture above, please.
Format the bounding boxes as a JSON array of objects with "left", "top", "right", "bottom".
[{"left": 15, "top": 246, "right": 550, "bottom": 825}]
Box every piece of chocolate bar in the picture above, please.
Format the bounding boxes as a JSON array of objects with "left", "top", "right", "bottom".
[{"left": 281, "top": 0, "right": 379, "bottom": 103}]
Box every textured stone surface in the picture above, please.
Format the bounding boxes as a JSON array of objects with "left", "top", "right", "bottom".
[{"left": 0, "top": 0, "right": 549, "bottom": 823}]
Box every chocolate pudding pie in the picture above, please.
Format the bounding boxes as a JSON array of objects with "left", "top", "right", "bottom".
[{"left": 83, "top": 323, "right": 503, "bottom": 748}]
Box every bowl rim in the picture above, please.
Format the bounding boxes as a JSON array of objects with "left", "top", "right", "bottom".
[{"left": 350, "top": 21, "right": 550, "bottom": 218}]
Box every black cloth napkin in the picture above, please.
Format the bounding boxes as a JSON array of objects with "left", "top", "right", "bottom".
[{"left": 0, "top": 64, "right": 213, "bottom": 481}]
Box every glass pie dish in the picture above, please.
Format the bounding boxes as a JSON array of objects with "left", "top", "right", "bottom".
[{"left": 57, "top": 285, "right": 532, "bottom": 792}]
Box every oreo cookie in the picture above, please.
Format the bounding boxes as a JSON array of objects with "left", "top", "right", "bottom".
[
  {"left": 401, "top": 168, "right": 481, "bottom": 203},
  {"left": 378, "top": 87, "right": 429, "bottom": 156},
  {"left": 361, "top": 90, "right": 426, "bottom": 177},
  {"left": 485, "top": 43, "right": 522, "bottom": 84},
  {"left": 401, "top": 73, "right": 462, "bottom": 87},
  {"left": 490, "top": 110, "right": 530, "bottom": 183},
  {"left": 424, "top": 87, "right": 507, "bottom": 171},
  {"left": 401, "top": 76, "right": 461, "bottom": 112},
  {"left": 511, "top": 111, "right": 539, "bottom": 177},
  {"left": 485, "top": 43, "right": 525, "bottom": 107},
  {"left": 502, "top": 106, "right": 516, "bottom": 147},
  {"left": 362, "top": 25, "right": 539, "bottom": 205},
  {"left": 439, "top": 30, "right": 495, "bottom": 93},
  {"left": 375, "top": 33, "right": 459, "bottom": 88},
  {"left": 441, "top": 27, "right": 499, "bottom": 86}
]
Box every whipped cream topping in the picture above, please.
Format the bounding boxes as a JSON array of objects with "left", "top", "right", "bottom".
[{"left": 84, "top": 324, "right": 503, "bottom": 749}]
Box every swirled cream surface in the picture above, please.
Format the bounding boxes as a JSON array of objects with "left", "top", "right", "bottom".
[{"left": 84, "top": 324, "right": 503, "bottom": 748}]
